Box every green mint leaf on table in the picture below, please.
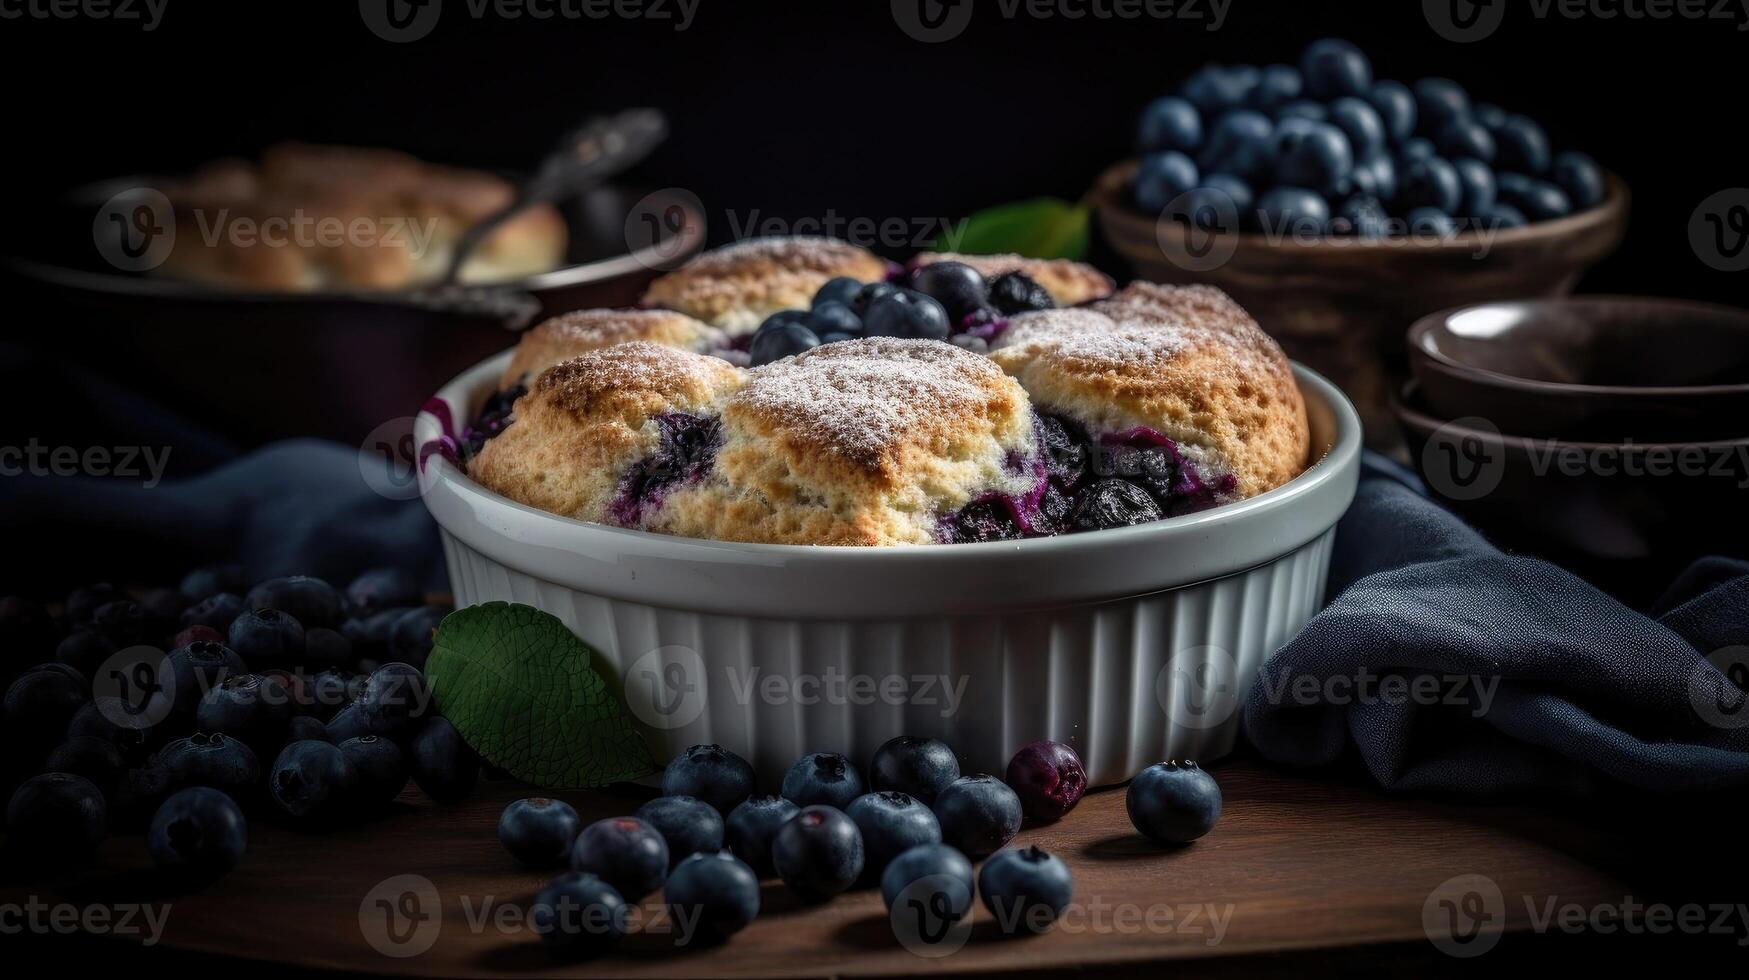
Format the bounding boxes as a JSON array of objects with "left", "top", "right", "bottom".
[
  {"left": 426, "top": 601, "right": 653, "bottom": 789},
  {"left": 934, "top": 197, "right": 1090, "bottom": 260}
]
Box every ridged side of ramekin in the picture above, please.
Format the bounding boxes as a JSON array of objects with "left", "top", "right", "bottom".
[{"left": 439, "top": 526, "right": 1335, "bottom": 786}]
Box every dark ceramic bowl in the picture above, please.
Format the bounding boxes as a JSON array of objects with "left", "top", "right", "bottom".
[
  {"left": 1396, "top": 381, "right": 1749, "bottom": 602},
  {"left": 1408, "top": 297, "right": 1749, "bottom": 442},
  {"left": 1093, "top": 160, "right": 1630, "bottom": 445}
]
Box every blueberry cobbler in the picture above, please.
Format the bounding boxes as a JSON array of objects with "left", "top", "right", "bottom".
[{"left": 462, "top": 236, "right": 1309, "bottom": 545}]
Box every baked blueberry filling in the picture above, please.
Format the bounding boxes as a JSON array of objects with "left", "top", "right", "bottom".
[
  {"left": 462, "top": 384, "right": 525, "bottom": 457},
  {"left": 608, "top": 412, "right": 723, "bottom": 527},
  {"left": 936, "top": 412, "right": 1238, "bottom": 542}
]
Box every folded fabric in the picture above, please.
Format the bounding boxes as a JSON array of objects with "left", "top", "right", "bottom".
[{"left": 1243, "top": 452, "right": 1749, "bottom": 796}]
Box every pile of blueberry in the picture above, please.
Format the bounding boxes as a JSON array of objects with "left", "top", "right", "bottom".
[
  {"left": 1132, "top": 38, "right": 1607, "bottom": 239},
  {"left": 0, "top": 569, "right": 475, "bottom": 881},
  {"left": 745, "top": 261, "right": 1059, "bottom": 366},
  {"left": 502, "top": 735, "right": 1223, "bottom": 955}
]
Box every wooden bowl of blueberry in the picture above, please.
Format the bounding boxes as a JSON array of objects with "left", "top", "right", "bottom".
[{"left": 1091, "top": 38, "right": 1629, "bottom": 443}]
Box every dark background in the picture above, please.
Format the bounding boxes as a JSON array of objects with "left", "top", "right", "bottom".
[{"left": 0, "top": 0, "right": 1741, "bottom": 301}]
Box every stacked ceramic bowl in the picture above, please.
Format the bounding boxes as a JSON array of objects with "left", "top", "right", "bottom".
[{"left": 1396, "top": 297, "right": 1749, "bottom": 598}]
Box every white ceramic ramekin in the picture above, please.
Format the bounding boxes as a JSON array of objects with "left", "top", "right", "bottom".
[{"left": 416, "top": 350, "right": 1361, "bottom": 787}]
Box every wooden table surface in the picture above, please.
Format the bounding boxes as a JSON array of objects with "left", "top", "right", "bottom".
[{"left": 5, "top": 758, "right": 1742, "bottom": 977}]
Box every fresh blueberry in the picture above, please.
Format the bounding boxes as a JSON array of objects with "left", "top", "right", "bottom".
[
  {"left": 324, "top": 700, "right": 372, "bottom": 742},
  {"left": 341, "top": 606, "right": 410, "bottom": 658},
  {"left": 635, "top": 795, "right": 725, "bottom": 866},
  {"left": 169, "top": 624, "right": 225, "bottom": 650},
  {"left": 180, "top": 592, "right": 245, "bottom": 633},
  {"left": 286, "top": 715, "right": 329, "bottom": 744},
  {"left": 1332, "top": 195, "right": 1391, "bottom": 238},
  {"left": 1274, "top": 120, "right": 1352, "bottom": 196},
  {"left": 269, "top": 739, "right": 359, "bottom": 825},
  {"left": 1272, "top": 99, "right": 1328, "bottom": 123},
  {"left": 357, "top": 662, "right": 429, "bottom": 737},
  {"left": 570, "top": 816, "right": 670, "bottom": 900},
  {"left": 1473, "top": 102, "right": 1508, "bottom": 129},
  {"left": 879, "top": 841, "right": 975, "bottom": 915},
  {"left": 817, "top": 331, "right": 859, "bottom": 345},
  {"left": 5, "top": 663, "right": 90, "bottom": 749},
  {"left": 110, "top": 756, "right": 173, "bottom": 830},
  {"left": 1300, "top": 38, "right": 1370, "bottom": 99},
  {"left": 931, "top": 775, "right": 1022, "bottom": 859},
  {"left": 409, "top": 716, "right": 478, "bottom": 804},
  {"left": 781, "top": 751, "right": 865, "bottom": 809},
  {"left": 1196, "top": 110, "right": 1274, "bottom": 184},
  {"left": 165, "top": 640, "right": 246, "bottom": 715},
  {"left": 1247, "top": 63, "right": 1301, "bottom": 110},
  {"left": 1451, "top": 157, "right": 1496, "bottom": 218},
  {"left": 1133, "top": 150, "right": 1201, "bottom": 214},
  {"left": 500, "top": 797, "right": 583, "bottom": 868},
  {"left": 1398, "top": 156, "right": 1463, "bottom": 214},
  {"left": 1406, "top": 207, "right": 1458, "bottom": 237},
  {"left": 1497, "top": 173, "right": 1572, "bottom": 220},
  {"left": 813, "top": 276, "right": 865, "bottom": 309},
  {"left": 339, "top": 734, "right": 408, "bottom": 808},
  {"left": 1166, "top": 184, "right": 1245, "bottom": 236},
  {"left": 148, "top": 786, "right": 246, "bottom": 878},
  {"left": 1485, "top": 203, "right": 1529, "bottom": 229},
  {"left": 53, "top": 630, "right": 114, "bottom": 680},
  {"left": 387, "top": 606, "right": 445, "bottom": 670},
  {"left": 1491, "top": 113, "right": 1551, "bottom": 174},
  {"left": 245, "top": 576, "right": 344, "bottom": 630},
  {"left": 846, "top": 791, "right": 941, "bottom": 875},
  {"left": 227, "top": 608, "right": 304, "bottom": 665},
  {"left": 65, "top": 583, "right": 123, "bottom": 625},
  {"left": 1367, "top": 80, "right": 1417, "bottom": 143},
  {"left": 772, "top": 804, "right": 865, "bottom": 900},
  {"left": 1436, "top": 118, "right": 1496, "bottom": 164},
  {"left": 180, "top": 564, "right": 247, "bottom": 604},
  {"left": 869, "top": 735, "right": 961, "bottom": 804},
  {"left": 725, "top": 795, "right": 799, "bottom": 877},
  {"left": 1127, "top": 760, "right": 1222, "bottom": 844},
  {"left": 805, "top": 301, "right": 862, "bottom": 339},
  {"left": 664, "top": 851, "right": 761, "bottom": 944},
  {"left": 89, "top": 600, "right": 146, "bottom": 646},
  {"left": 344, "top": 568, "right": 420, "bottom": 616},
  {"left": 987, "top": 271, "right": 1055, "bottom": 316},
  {"left": 748, "top": 319, "right": 821, "bottom": 366},
  {"left": 662, "top": 743, "right": 755, "bottom": 816},
  {"left": 1328, "top": 97, "right": 1385, "bottom": 159},
  {"left": 1069, "top": 479, "right": 1163, "bottom": 532},
  {"left": 5, "top": 773, "right": 106, "bottom": 865},
  {"left": 68, "top": 698, "right": 158, "bottom": 761},
  {"left": 850, "top": 280, "right": 899, "bottom": 317},
  {"left": 531, "top": 871, "right": 627, "bottom": 955},
  {"left": 45, "top": 736, "right": 127, "bottom": 793},
  {"left": 1004, "top": 739, "right": 1087, "bottom": 823},
  {"left": 197, "top": 674, "right": 296, "bottom": 751},
  {"left": 1398, "top": 136, "right": 1436, "bottom": 163},
  {"left": 1552, "top": 151, "right": 1605, "bottom": 210},
  {"left": 302, "top": 627, "right": 353, "bottom": 671},
  {"left": 908, "top": 261, "right": 989, "bottom": 324},
  {"left": 979, "top": 846, "right": 1074, "bottom": 934},
  {"left": 1137, "top": 95, "right": 1202, "bottom": 153},
  {"left": 1347, "top": 153, "right": 1397, "bottom": 206},
  {"left": 162, "top": 732, "right": 260, "bottom": 799},
  {"left": 1202, "top": 173, "right": 1255, "bottom": 214},
  {"left": 1179, "top": 64, "right": 1255, "bottom": 116},
  {"left": 1412, "top": 78, "right": 1470, "bottom": 133}
]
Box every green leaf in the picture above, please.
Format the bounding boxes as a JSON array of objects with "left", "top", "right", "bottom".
[
  {"left": 932, "top": 197, "right": 1090, "bottom": 260},
  {"left": 426, "top": 602, "right": 653, "bottom": 789}
]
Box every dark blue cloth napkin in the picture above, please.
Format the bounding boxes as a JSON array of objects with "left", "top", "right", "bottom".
[{"left": 1243, "top": 452, "right": 1749, "bottom": 796}]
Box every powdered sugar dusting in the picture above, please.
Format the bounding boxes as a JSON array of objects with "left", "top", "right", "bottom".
[
  {"left": 731, "top": 338, "right": 1019, "bottom": 468},
  {"left": 674, "top": 236, "right": 875, "bottom": 276},
  {"left": 536, "top": 341, "right": 739, "bottom": 411}
]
